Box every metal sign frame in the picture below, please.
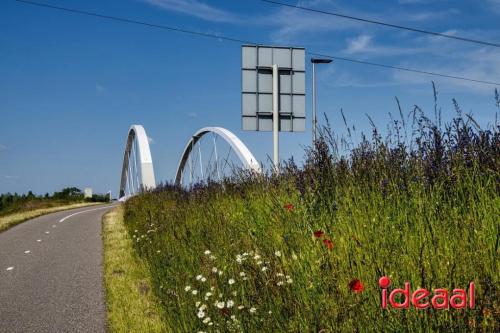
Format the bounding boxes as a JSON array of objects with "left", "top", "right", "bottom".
[{"left": 241, "top": 45, "right": 306, "bottom": 132}]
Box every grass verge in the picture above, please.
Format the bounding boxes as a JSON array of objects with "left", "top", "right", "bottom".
[
  {"left": 122, "top": 106, "right": 498, "bottom": 331},
  {"left": 102, "top": 206, "right": 168, "bottom": 333},
  {"left": 0, "top": 202, "right": 102, "bottom": 233}
]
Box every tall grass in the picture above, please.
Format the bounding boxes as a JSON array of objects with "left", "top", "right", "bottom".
[{"left": 123, "top": 93, "right": 499, "bottom": 332}]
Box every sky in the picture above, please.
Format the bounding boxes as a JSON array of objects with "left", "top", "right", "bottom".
[{"left": 0, "top": 0, "right": 499, "bottom": 196}]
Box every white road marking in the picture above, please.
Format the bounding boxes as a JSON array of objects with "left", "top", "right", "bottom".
[
  {"left": 58, "top": 205, "right": 114, "bottom": 223},
  {"left": 52, "top": 225, "right": 56, "bottom": 228},
  {"left": 45, "top": 231, "right": 50, "bottom": 234},
  {"left": 24, "top": 250, "right": 30, "bottom": 254},
  {"left": 36, "top": 239, "right": 42, "bottom": 242},
  {"left": 6, "top": 267, "right": 14, "bottom": 271}
]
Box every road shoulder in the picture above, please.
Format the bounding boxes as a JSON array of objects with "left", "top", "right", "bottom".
[{"left": 102, "top": 206, "right": 168, "bottom": 333}]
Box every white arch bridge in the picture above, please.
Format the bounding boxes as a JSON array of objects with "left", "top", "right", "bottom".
[{"left": 119, "top": 125, "right": 262, "bottom": 200}]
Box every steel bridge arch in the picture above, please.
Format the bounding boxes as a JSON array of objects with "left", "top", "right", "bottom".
[
  {"left": 175, "top": 127, "right": 261, "bottom": 186},
  {"left": 119, "top": 125, "right": 156, "bottom": 199}
]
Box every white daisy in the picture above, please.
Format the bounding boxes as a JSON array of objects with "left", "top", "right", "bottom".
[
  {"left": 275, "top": 251, "right": 282, "bottom": 257},
  {"left": 204, "top": 250, "right": 211, "bottom": 255},
  {"left": 216, "top": 301, "right": 225, "bottom": 309},
  {"left": 185, "top": 285, "right": 191, "bottom": 292},
  {"left": 249, "top": 307, "right": 257, "bottom": 313},
  {"left": 228, "top": 279, "right": 235, "bottom": 285},
  {"left": 226, "top": 300, "right": 234, "bottom": 308}
]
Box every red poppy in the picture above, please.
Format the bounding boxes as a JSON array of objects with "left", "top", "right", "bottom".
[
  {"left": 323, "top": 239, "right": 334, "bottom": 250},
  {"left": 283, "top": 203, "right": 294, "bottom": 212},
  {"left": 349, "top": 279, "right": 364, "bottom": 293},
  {"left": 314, "top": 230, "right": 324, "bottom": 238}
]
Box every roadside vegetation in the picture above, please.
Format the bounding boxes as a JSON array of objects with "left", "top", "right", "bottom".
[
  {"left": 102, "top": 206, "right": 168, "bottom": 333},
  {"left": 0, "top": 187, "right": 110, "bottom": 232},
  {"left": 0, "top": 187, "right": 110, "bottom": 217},
  {"left": 123, "top": 90, "right": 499, "bottom": 332}
]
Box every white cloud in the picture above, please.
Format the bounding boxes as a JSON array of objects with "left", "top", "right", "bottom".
[
  {"left": 391, "top": 46, "right": 500, "bottom": 94},
  {"left": 345, "top": 35, "right": 372, "bottom": 53},
  {"left": 487, "top": 0, "right": 500, "bottom": 14},
  {"left": 96, "top": 84, "right": 104, "bottom": 94},
  {"left": 343, "top": 34, "right": 425, "bottom": 56},
  {"left": 144, "top": 0, "right": 238, "bottom": 23},
  {"left": 0, "top": 144, "right": 6, "bottom": 151},
  {"left": 4, "top": 175, "right": 19, "bottom": 180},
  {"left": 187, "top": 112, "right": 198, "bottom": 118}
]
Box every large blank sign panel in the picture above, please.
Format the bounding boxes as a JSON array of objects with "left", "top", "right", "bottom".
[{"left": 241, "top": 45, "right": 305, "bottom": 132}]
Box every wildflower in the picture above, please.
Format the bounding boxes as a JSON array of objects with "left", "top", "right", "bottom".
[
  {"left": 210, "top": 286, "right": 215, "bottom": 291},
  {"left": 277, "top": 281, "right": 284, "bottom": 286},
  {"left": 156, "top": 250, "right": 161, "bottom": 253},
  {"left": 249, "top": 307, "right": 257, "bottom": 313},
  {"left": 277, "top": 273, "right": 284, "bottom": 277},
  {"left": 314, "top": 230, "right": 324, "bottom": 238},
  {"left": 261, "top": 266, "right": 268, "bottom": 272},
  {"left": 196, "top": 275, "right": 203, "bottom": 281},
  {"left": 199, "top": 304, "right": 207, "bottom": 311},
  {"left": 232, "top": 291, "right": 237, "bottom": 296},
  {"left": 275, "top": 251, "right": 282, "bottom": 257},
  {"left": 205, "top": 292, "right": 213, "bottom": 298},
  {"left": 203, "top": 317, "right": 211, "bottom": 324},
  {"left": 284, "top": 203, "right": 294, "bottom": 211},
  {"left": 286, "top": 277, "right": 293, "bottom": 284},
  {"left": 201, "top": 277, "right": 207, "bottom": 282},
  {"left": 253, "top": 254, "right": 261, "bottom": 260},
  {"left": 192, "top": 290, "right": 198, "bottom": 295},
  {"left": 212, "top": 267, "right": 218, "bottom": 273},
  {"left": 204, "top": 250, "right": 211, "bottom": 255},
  {"left": 323, "top": 239, "right": 334, "bottom": 250},
  {"left": 227, "top": 300, "right": 234, "bottom": 308},
  {"left": 185, "top": 286, "right": 191, "bottom": 292},
  {"left": 218, "top": 271, "right": 223, "bottom": 276},
  {"left": 238, "top": 305, "right": 244, "bottom": 310},
  {"left": 268, "top": 311, "right": 272, "bottom": 315},
  {"left": 209, "top": 255, "right": 216, "bottom": 260},
  {"left": 239, "top": 272, "right": 246, "bottom": 277},
  {"left": 196, "top": 301, "right": 201, "bottom": 307},
  {"left": 216, "top": 301, "right": 225, "bottom": 309},
  {"left": 292, "top": 253, "right": 298, "bottom": 260},
  {"left": 256, "top": 260, "right": 263, "bottom": 265},
  {"left": 228, "top": 279, "right": 235, "bottom": 285},
  {"left": 197, "top": 311, "right": 205, "bottom": 319},
  {"left": 349, "top": 279, "right": 364, "bottom": 293},
  {"left": 230, "top": 315, "right": 236, "bottom": 321}
]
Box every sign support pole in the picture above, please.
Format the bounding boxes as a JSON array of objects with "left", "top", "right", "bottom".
[
  {"left": 272, "top": 64, "right": 279, "bottom": 173},
  {"left": 312, "top": 61, "right": 316, "bottom": 144}
]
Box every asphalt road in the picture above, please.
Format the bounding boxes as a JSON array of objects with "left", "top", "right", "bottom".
[{"left": 0, "top": 204, "right": 116, "bottom": 333}]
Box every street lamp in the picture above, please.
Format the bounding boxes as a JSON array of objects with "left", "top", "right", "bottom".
[{"left": 311, "top": 58, "right": 332, "bottom": 144}]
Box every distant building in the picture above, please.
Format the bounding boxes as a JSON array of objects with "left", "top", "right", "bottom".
[{"left": 84, "top": 188, "right": 93, "bottom": 199}]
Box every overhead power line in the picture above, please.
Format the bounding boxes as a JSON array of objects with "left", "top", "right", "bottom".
[
  {"left": 12, "top": 0, "right": 500, "bottom": 86},
  {"left": 258, "top": 0, "right": 500, "bottom": 48}
]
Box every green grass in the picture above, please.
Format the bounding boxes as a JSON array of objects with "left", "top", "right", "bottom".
[
  {"left": 120, "top": 107, "right": 499, "bottom": 331},
  {"left": 0, "top": 202, "right": 102, "bottom": 233},
  {"left": 102, "top": 206, "right": 169, "bottom": 333}
]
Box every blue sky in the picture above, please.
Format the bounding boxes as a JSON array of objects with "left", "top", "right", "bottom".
[{"left": 1, "top": 0, "right": 499, "bottom": 196}]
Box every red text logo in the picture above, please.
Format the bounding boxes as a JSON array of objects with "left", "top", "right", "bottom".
[{"left": 379, "top": 276, "right": 474, "bottom": 309}]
